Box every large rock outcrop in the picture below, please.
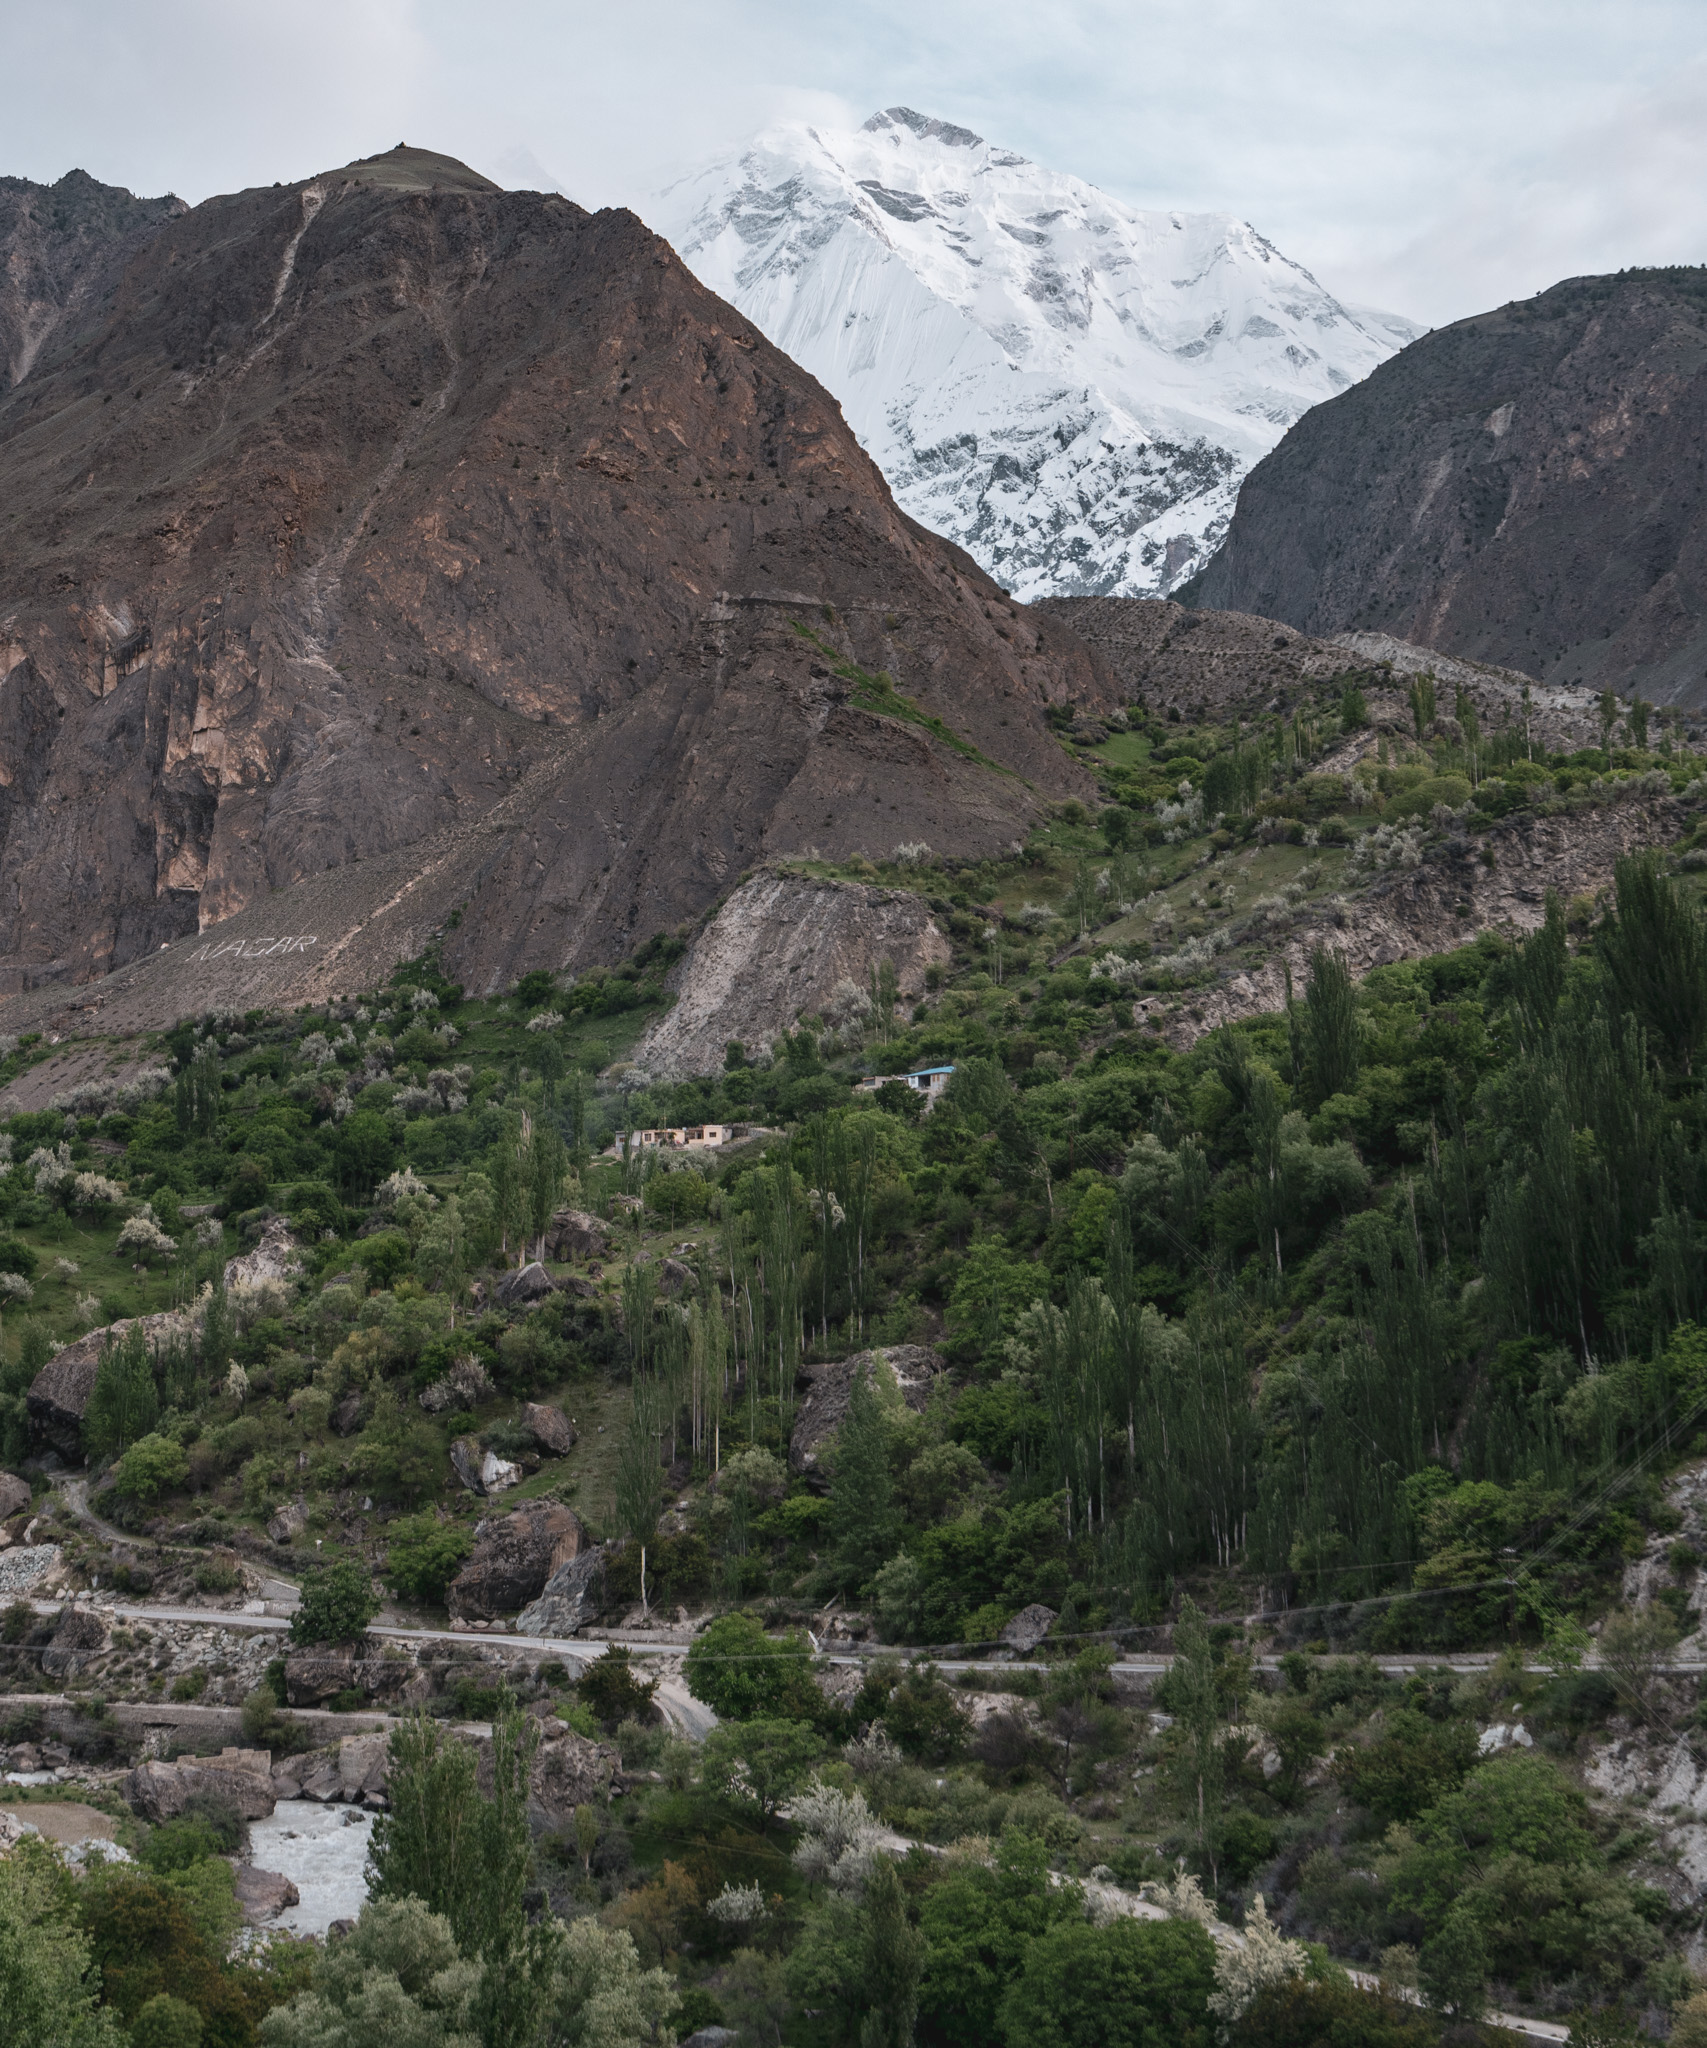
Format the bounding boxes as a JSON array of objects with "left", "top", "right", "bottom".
[
  {"left": 26, "top": 1311, "right": 196, "bottom": 1458},
  {"left": 635, "top": 868, "right": 952, "bottom": 1076},
  {"left": 1130, "top": 790, "right": 1686, "bottom": 1048},
  {"left": 515, "top": 1544, "right": 612, "bottom": 1638},
  {"left": 0, "top": 145, "right": 1113, "bottom": 1028},
  {"left": 1195, "top": 268, "right": 1707, "bottom": 711},
  {"left": 222, "top": 1217, "right": 303, "bottom": 1295},
  {"left": 789, "top": 1345, "right": 941, "bottom": 1484},
  {"left": 543, "top": 1210, "right": 608, "bottom": 1263},
  {"left": 282, "top": 1649, "right": 432, "bottom": 1708},
  {"left": 126, "top": 1748, "right": 277, "bottom": 1823},
  {"left": 446, "top": 1501, "right": 587, "bottom": 1621},
  {"left": 527, "top": 1723, "right": 620, "bottom": 1828}
]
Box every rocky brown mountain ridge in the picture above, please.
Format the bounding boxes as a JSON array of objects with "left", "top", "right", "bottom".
[
  {"left": 1193, "top": 268, "right": 1707, "bottom": 708},
  {"left": 0, "top": 144, "right": 1113, "bottom": 1017},
  {"left": 1036, "top": 593, "right": 1617, "bottom": 752},
  {"left": 0, "top": 168, "right": 184, "bottom": 391}
]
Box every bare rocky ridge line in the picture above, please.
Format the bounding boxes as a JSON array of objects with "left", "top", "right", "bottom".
[
  {"left": 0, "top": 144, "right": 1116, "bottom": 1008},
  {"left": 1038, "top": 593, "right": 1619, "bottom": 749},
  {"left": 1195, "top": 267, "right": 1707, "bottom": 710}
]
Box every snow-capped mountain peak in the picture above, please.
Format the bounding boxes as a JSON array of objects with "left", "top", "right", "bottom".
[{"left": 650, "top": 109, "right": 1419, "bottom": 598}]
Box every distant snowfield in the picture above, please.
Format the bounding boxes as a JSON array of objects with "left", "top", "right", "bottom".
[{"left": 650, "top": 108, "right": 1419, "bottom": 600}]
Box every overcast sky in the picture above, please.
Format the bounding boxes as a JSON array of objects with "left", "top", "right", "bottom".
[{"left": 9, "top": 0, "right": 1706, "bottom": 325}]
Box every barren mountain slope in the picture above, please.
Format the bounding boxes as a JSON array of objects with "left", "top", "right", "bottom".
[
  {"left": 1038, "top": 594, "right": 1617, "bottom": 751},
  {"left": 0, "top": 168, "right": 184, "bottom": 391},
  {"left": 0, "top": 145, "right": 1112, "bottom": 1013},
  {"left": 1194, "top": 268, "right": 1707, "bottom": 707}
]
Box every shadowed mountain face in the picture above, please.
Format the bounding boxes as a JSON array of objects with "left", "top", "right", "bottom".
[
  {"left": 0, "top": 146, "right": 1110, "bottom": 1006},
  {"left": 0, "top": 168, "right": 185, "bottom": 391},
  {"left": 1195, "top": 269, "right": 1707, "bottom": 707}
]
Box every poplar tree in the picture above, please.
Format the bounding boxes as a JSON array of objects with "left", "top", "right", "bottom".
[
  {"left": 83, "top": 1326, "right": 159, "bottom": 1460},
  {"left": 858, "top": 1856, "right": 924, "bottom": 2048},
  {"left": 1169, "top": 1599, "right": 1225, "bottom": 1889},
  {"left": 828, "top": 1363, "right": 898, "bottom": 1593},
  {"left": 615, "top": 1381, "right": 663, "bottom": 1614},
  {"left": 1599, "top": 851, "right": 1707, "bottom": 1075},
  {"left": 1303, "top": 946, "right": 1359, "bottom": 1105}
]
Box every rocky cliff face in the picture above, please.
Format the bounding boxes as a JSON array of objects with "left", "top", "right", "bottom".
[
  {"left": 0, "top": 169, "right": 184, "bottom": 391},
  {"left": 0, "top": 145, "right": 1113, "bottom": 1013},
  {"left": 633, "top": 867, "right": 951, "bottom": 1076},
  {"left": 1039, "top": 596, "right": 1613, "bottom": 749},
  {"left": 1034, "top": 595, "right": 1348, "bottom": 719},
  {"left": 1194, "top": 269, "right": 1707, "bottom": 710}
]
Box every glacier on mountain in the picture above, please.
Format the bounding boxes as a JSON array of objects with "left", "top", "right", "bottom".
[{"left": 650, "top": 107, "right": 1419, "bottom": 599}]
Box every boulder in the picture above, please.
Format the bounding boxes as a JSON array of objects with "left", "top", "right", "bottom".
[
  {"left": 999, "top": 1604, "right": 1057, "bottom": 1654},
  {"left": 559, "top": 1275, "right": 598, "bottom": 1300},
  {"left": 223, "top": 1216, "right": 304, "bottom": 1295},
  {"left": 419, "top": 1356, "right": 495, "bottom": 1415},
  {"left": 515, "top": 1543, "right": 611, "bottom": 1637},
  {"left": 270, "top": 1756, "right": 306, "bottom": 1797},
  {"left": 522, "top": 1403, "right": 576, "bottom": 1457},
  {"left": 40, "top": 1607, "right": 107, "bottom": 1678},
  {"left": 450, "top": 1436, "right": 522, "bottom": 1496},
  {"left": 234, "top": 1864, "right": 300, "bottom": 1924},
  {"left": 331, "top": 1394, "right": 365, "bottom": 1437},
  {"left": 658, "top": 1257, "right": 697, "bottom": 1297},
  {"left": 527, "top": 1724, "right": 620, "bottom": 1828},
  {"left": 282, "top": 1649, "right": 356, "bottom": 1705},
  {"left": 447, "top": 1501, "right": 587, "bottom": 1621},
  {"left": 496, "top": 1261, "right": 556, "bottom": 1307},
  {"left": 285, "top": 1650, "right": 430, "bottom": 1707},
  {"left": 788, "top": 1346, "right": 942, "bottom": 1484},
  {"left": 267, "top": 1501, "right": 308, "bottom": 1545},
  {"left": 544, "top": 1208, "right": 609, "bottom": 1262},
  {"left": 26, "top": 1313, "right": 195, "bottom": 1459},
  {"left": 296, "top": 1751, "right": 344, "bottom": 1802},
  {"left": 126, "top": 1748, "right": 276, "bottom": 1823},
  {"left": 0, "top": 1810, "right": 38, "bottom": 1851},
  {"left": 338, "top": 1731, "right": 389, "bottom": 1803},
  {"left": 0, "top": 1472, "right": 29, "bottom": 1521}
]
